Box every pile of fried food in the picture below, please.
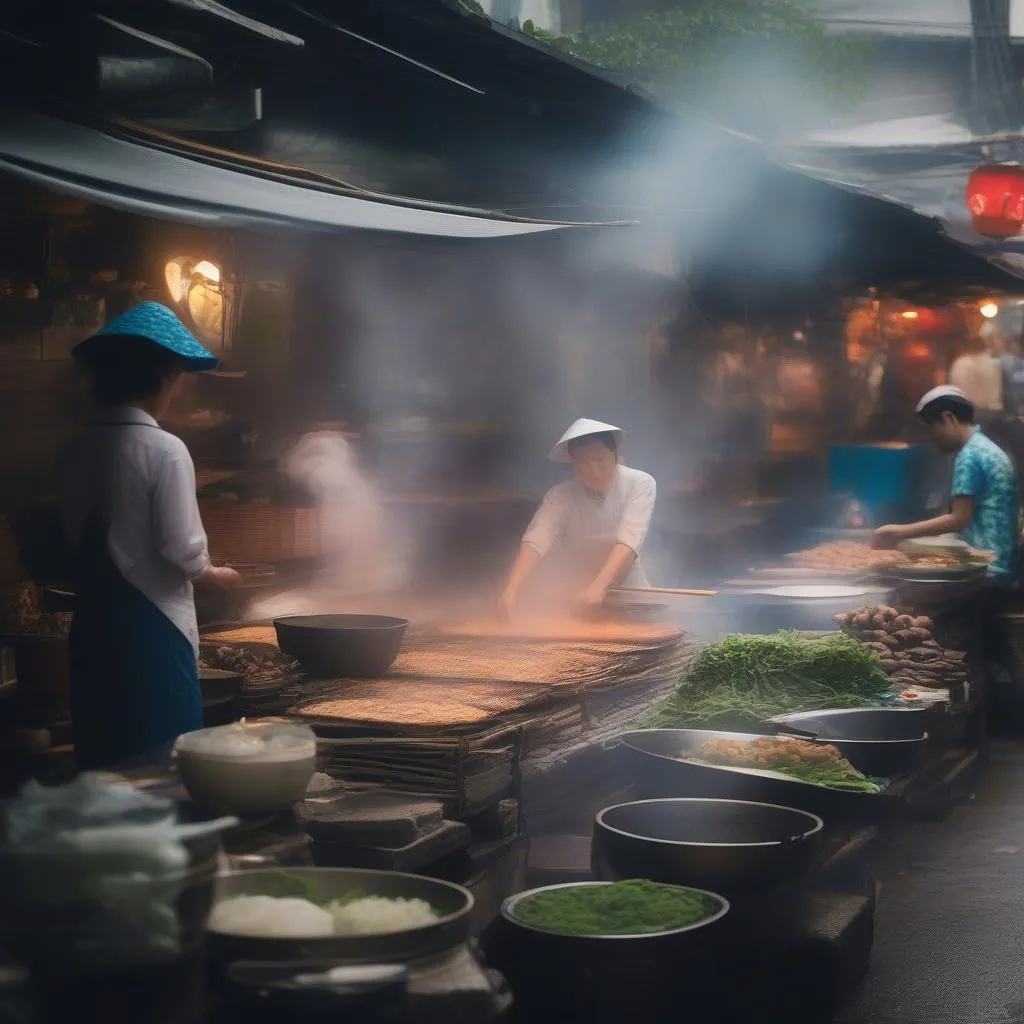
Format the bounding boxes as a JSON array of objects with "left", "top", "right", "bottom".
[
  {"left": 834, "top": 605, "right": 967, "bottom": 692},
  {"left": 199, "top": 644, "right": 299, "bottom": 683},
  {"left": 691, "top": 736, "right": 881, "bottom": 792},
  {"left": 789, "top": 541, "right": 902, "bottom": 572},
  {"left": 1, "top": 582, "right": 71, "bottom": 636},
  {"left": 790, "top": 540, "right": 989, "bottom": 574}
]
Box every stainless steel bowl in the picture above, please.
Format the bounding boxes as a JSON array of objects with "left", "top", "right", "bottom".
[
  {"left": 592, "top": 798, "right": 823, "bottom": 897},
  {"left": 617, "top": 728, "right": 897, "bottom": 824},
  {"left": 207, "top": 868, "right": 473, "bottom": 965},
  {"left": 501, "top": 880, "right": 729, "bottom": 940}
]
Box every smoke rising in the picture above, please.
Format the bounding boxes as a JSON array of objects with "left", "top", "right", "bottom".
[
  {"left": 283, "top": 430, "right": 409, "bottom": 594},
  {"left": 287, "top": 37, "right": 857, "bottom": 589}
]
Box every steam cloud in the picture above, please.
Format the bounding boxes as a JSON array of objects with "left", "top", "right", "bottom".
[
  {"left": 286, "top": 39, "right": 849, "bottom": 590},
  {"left": 283, "top": 430, "right": 409, "bottom": 595}
]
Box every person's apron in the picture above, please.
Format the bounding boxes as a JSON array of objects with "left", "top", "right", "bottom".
[
  {"left": 68, "top": 422, "right": 202, "bottom": 771},
  {"left": 523, "top": 537, "right": 650, "bottom": 611}
]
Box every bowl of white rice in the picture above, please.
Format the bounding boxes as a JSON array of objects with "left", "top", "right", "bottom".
[
  {"left": 206, "top": 868, "right": 474, "bottom": 964},
  {"left": 174, "top": 722, "right": 317, "bottom": 816}
]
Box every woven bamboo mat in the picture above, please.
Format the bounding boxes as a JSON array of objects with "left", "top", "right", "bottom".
[
  {"left": 439, "top": 618, "right": 683, "bottom": 646},
  {"left": 202, "top": 621, "right": 693, "bottom": 733},
  {"left": 202, "top": 625, "right": 279, "bottom": 647},
  {"left": 312, "top": 731, "right": 522, "bottom": 809},
  {"left": 201, "top": 625, "right": 690, "bottom": 690},
  {"left": 283, "top": 676, "right": 559, "bottom": 729}
]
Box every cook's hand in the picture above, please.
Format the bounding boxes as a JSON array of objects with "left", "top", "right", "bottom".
[
  {"left": 872, "top": 525, "right": 905, "bottom": 550},
  {"left": 576, "top": 582, "right": 608, "bottom": 612},
  {"left": 211, "top": 566, "right": 244, "bottom": 589}
]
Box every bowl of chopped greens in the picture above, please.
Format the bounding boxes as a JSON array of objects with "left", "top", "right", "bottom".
[
  {"left": 593, "top": 798, "right": 823, "bottom": 897},
  {"left": 487, "top": 881, "right": 728, "bottom": 1017},
  {"left": 502, "top": 879, "right": 728, "bottom": 940}
]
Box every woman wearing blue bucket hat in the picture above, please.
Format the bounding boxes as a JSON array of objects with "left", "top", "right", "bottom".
[{"left": 56, "top": 302, "right": 242, "bottom": 770}]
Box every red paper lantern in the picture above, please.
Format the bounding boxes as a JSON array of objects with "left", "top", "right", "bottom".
[{"left": 966, "top": 164, "right": 1024, "bottom": 238}]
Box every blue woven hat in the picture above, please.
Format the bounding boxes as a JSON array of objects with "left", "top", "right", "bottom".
[{"left": 73, "top": 301, "right": 218, "bottom": 372}]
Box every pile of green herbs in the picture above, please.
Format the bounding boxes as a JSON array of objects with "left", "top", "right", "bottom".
[
  {"left": 513, "top": 879, "right": 717, "bottom": 936},
  {"left": 644, "top": 631, "right": 894, "bottom": 730}
]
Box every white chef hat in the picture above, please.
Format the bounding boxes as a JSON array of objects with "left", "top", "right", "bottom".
[
  {"left": 915, "top": 385, "right": 972, "bottom": 416},
  {"left": 548, "top": 418, "right": 624, "bottom": 463}
]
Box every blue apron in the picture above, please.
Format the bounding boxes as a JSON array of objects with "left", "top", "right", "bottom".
[{"left": 68, "top": 421, "right": 202, "bottom": 771}]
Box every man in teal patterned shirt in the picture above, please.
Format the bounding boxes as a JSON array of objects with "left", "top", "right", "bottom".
[{"left": 874, "top": 386, "right": 1020, "bottom": 587}]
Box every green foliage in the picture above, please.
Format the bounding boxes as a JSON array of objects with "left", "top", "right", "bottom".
[
  {"left": 505, "top": 1, "right": 866, "bottom": 125},
  {"left": 456, "top": 0, "right": 489, "bottom": 18}
]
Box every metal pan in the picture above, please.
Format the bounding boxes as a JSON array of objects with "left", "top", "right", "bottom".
[
  {"left": 207, "top": 868, "right": 473, "bottom": 966},
  {"left": 592, "top": 798, "right": 823, "bottom": 897},
  {"left": 880, "top": 562, "right": 988, "bottom": 584},
  {"left": 767, "top": 708, "right": 930, "bottom": 777},
  {"left": 199, "top": 667, "right": 244, "bottom": 705},
  {"left": 617, "top": 729, "right": 899, "bottom": 824}
]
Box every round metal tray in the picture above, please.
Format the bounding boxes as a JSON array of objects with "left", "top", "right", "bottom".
[
  {"left": 207, "top": 868, "right": 474, "bottom": 965},
  {"left": 881, "top": 562, "right": 988, "bottom": 583}
]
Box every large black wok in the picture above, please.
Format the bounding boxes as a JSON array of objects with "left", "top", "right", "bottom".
[
  {"left": 767, "top": 708, "right": 930, "bottom": 777},
  {"left": 592, "top": 798, "right": 823, "bottom": 897},
  {"left": 617, "top": 729, "right": 900, "bottom": 824},
  {"left": 273, "top": 615, "right": 408, "bottom": 678}
]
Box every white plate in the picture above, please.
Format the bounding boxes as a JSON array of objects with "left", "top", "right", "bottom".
[{"left": 757, "top": 585, "right": 869, "bottom": 600}]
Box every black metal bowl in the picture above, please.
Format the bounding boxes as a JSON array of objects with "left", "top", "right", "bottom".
[
  {"left": 486, "top": 882, "right": 729, "bottom": 1019},
  {"left": 768, "top": 708, "right": 930, "bottom": 777},
  {"left": 617, "top": 729, "right": 898, "bottom": 825},
  {"left": 199, "top": 667, "right": 244, "bottom": 705},
  {"left": 273, "top": 615, "right": 409, "bottom": 678},
  {"left": 592, "top": 798, "right": 823, "bottom": 897}
]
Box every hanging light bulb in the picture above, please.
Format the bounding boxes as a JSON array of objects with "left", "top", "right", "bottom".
[
  {"left": 980, "top": 302, "right": 999, "bottom": 319},
  {"left": 193, "top": 259, "right": 221, "bottom": 283}
]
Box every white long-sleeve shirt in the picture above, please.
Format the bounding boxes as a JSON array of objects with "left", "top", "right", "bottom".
[
  {"left": 56, "top": 407, "right": 210, "bottom": 652},
  {"left": 521, "top": 465, "right": 656, "bottom": 586}
]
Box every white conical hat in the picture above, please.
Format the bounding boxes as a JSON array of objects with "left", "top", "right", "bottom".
[
  {"left": 915, "top": 385, "right": 971, "bottom": 415},
  {"left": 548, "top": 418, "right": 624, "bottom": 463}
]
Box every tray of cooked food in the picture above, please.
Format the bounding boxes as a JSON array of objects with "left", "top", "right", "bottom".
[
  {"left": 787, "top": 541, "right": 904, "bottom": 573},
  {"left": 877, "top": 553, "right": 990, "bottom": 583},
  {"left": 617, "top": 729, "right": 898, "bottom": 822},
  {"left": 786, "top": 539, "right": 989, "bottom": 582}
]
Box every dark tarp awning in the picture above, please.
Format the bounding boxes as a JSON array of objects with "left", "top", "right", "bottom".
[{"left": 0, "top": 106, "right": 612, "bottom": 238}]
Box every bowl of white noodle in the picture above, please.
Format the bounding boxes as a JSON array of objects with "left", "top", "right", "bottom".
[{"left": 206, "top": 868, "right": 474, "bottom": 964}]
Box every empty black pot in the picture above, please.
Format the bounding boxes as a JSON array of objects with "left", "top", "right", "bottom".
[
  {"left": 593, "top": 798, "right": 824, "bottom": 897},
  {"left": 273, "top": 615, "right": 409, "bottom": 678}
]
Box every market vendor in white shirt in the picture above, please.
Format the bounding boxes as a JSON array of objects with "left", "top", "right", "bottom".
[
  {"left": 500, "top": 419, "right": 657, "bottom": 615},
  {"left": 56, "top": 302, "right": 242, "bottom": 770}
]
